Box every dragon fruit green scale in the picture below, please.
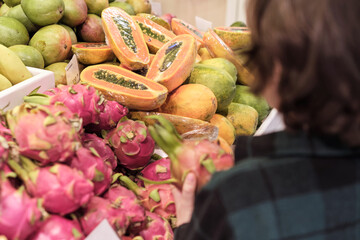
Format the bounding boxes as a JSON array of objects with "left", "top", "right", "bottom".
[
  {"left": 6, "top": 103, "right": 80, "bottom": 166},
  {"left": 106, "top": 118, "right": 155, "bottom": 170}
]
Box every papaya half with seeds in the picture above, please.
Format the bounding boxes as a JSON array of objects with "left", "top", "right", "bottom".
[
  {"left": 101, "top": 7, "right": 150, "bottom": 70},
  {"left": 129, "top": 111, "right": 219, "bottom": 141},
  {"left": 136, "top": 13, "right": 171, "bottom": 30},
  {"left": 146, "top": 34, "right": 197, "bottom": 92},
  {"left": 213, "top": 27, "right": 251, "bottom": 51},
  {"left": 72, "top": 42, "right": 115, "bottom": 65},
  {"left": 203, "top": 29, "right": 254, "bottom": 86},
  {"left": 132, "top": 16, "right": 176, "bottom": 53},
  {"left": 171, "top": 18, "right": 204, "bottom": 49},
  {"left": 80, "top": 64, "right": 168, "bottom": 110}
]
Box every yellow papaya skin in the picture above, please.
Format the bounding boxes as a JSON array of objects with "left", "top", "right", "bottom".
[
  {"left": 203, "top": 29, "right": 254, "bottom": 86},
  {"left": 226, "top": 102, "right": 258, "bottom": 136},
  {"left": 213, "top": 27, "right": 251, "bottom": 51},
  {"left": 101, "top": 7, "right": 150, "bottom": 70},
  {"left": 210, "top": 114, "right": 236, "bottom": 145}
]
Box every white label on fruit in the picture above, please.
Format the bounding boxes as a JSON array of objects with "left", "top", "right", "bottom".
[
  {"left": 150, "top": 1, "right": 162, "bottom": 16},
  {"left": 65, "top": 55, "right": 80, "bottom": 85},
  {"left": 195, "top": 16, "right": 213, "bottom": 32},
  {"left": 85, "top": 219, "right": 120, "bottom": 240}
]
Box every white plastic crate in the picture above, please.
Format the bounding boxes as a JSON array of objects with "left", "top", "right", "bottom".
[{"left": 0, "top": 67, "right": 55, "bottom": 111}]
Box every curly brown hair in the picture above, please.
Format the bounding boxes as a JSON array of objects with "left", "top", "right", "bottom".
[{"left": 246, "top": 0, "right": 360, "bottom": 146}]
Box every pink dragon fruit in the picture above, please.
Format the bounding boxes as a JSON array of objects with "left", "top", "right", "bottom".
[
  {"left": 8, "top": 157, "right": 94, "bottom": 215},
  {"left": 105, "top": 118, "right": 155, "bottom": 170},
  {"left": 147, "top": 115, "right": 234, "bottom": 190},
  {"left": 97, "top": 100, "right": 128, "bottom": 130},
  {"left": 71, "top": 147, "right": 112, "bottom": 195},
  {"left": 30, "top": 215, "right": 84, "bottom": 240},
  {"left": 140, "top": 158, "right": 171, "bottom": 182},
  {"left": 81, "top": 133, "right": 117, "bottom": 170},
  {"left": 139, "top": 211, "right": 174, "bottom": 240},
  {"left": 0, "top": 176, "right": 43, "bottom": 240},
  {"left": 104, "top": 184, "right": 146, "bottom": 234},
  {"left": 29, "top": 84, "right": 105, "bottom": 127},
  {"left": 6, "top": 103, "right": 81, "bottom": 166},
  {"left": 80, "top": 196, "right": 130, "bottom": 236},
  {"left": 117, "top": 174, "right": 176, "bottom": 221}
]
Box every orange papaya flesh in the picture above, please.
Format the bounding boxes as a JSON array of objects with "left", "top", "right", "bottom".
[
  {"left": 149, "top": 53, "right": 156, "bottom": 65},
  {"left": 132, "top": 16, "right": 176, "bottom": 54},
  {"left": 101, "top": 7, "right": 150, "bottom": 70},
  {"left": 146, "top": 34, "right": 197, "bottom": 92},
  {"left": 80, "top": 64, "right": 168, "bottom": 110},
  {"left": 203, "top": 29, "right": 254, "bottom": 86},
  {"left": 136, "top": 13, "right": 171, "bottom": 30},
  {"left": 171, "top": 18, "right": 204, "bottom": 49},
  {"left": 129, "top": 111, "right": 219, "bottom": 141},
  {"left": 213, "top": 27, "right": 251, "bottom": 51},
  {"left": 71, "top": 42, "right": 115, "bottom": 65}
]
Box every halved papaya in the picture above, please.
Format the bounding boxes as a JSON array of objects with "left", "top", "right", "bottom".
[
  {"left": 101, "top": 7, "right": 150, "bottom": 70},
  {"left": 72, "top": 42, "right": 115, "bottom": 65},
  {"left": 129, "top": 111, "right": 219, "bottom": 141},
  {"left": 132, "top": 16, "right": 176, "bottom": 53},
  {"left": 80, "top": 64, "right": 168, "bottom": 110},
  {"left": 203, "top": 29, "right": 254, "bottom": 86},
  {"left": 146, "top": 34, "right": 197, "bottom": 92},
  {"left": 213, "top": 27, "right": 251, "bottom": 51},
  {"left": 171, "top": 18, "right": 204, "bottom": 49},
  {"left": 136, "top": 13, "right": 171, "bottom": 30},
  {"left": 149, "top": 53, "right": 156, "bottom": 65}
]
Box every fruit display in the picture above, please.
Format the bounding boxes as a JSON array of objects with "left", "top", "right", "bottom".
[
  {"left": 101, "top": 7, "right": 150, "bottom": 70},
  {"left": 132, "top": 15, "right": 176, "bottom": 53},
  {"left": 71, "top": 42, "right": 115, "bottom": 65},
  {"left": 146, "top": 34, "right": 197, "bottom": 92},
  {"left": 0, "top": 0, "right": 273, "bottom": 238}
]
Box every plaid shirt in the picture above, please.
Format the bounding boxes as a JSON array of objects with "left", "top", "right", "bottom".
[{"left": 175, "top": 130, "right": 360, "bottom": 240}]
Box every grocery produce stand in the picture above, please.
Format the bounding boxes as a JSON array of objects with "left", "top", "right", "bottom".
[{"left": 0, "top": 1, "right": 285, "bottom": 239}]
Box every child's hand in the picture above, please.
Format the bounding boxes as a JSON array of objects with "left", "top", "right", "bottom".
[{"left": 172, "top": 172, "right": 197, "bottom": 227}]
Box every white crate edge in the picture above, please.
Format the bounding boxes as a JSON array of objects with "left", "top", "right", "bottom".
[{"left": 0, "top": 67, "right": 55, "bottom": 111}]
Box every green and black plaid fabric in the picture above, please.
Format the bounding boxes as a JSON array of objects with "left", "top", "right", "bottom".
[{"left": 175, "top": 131, "right": 360, "bottom": 240}]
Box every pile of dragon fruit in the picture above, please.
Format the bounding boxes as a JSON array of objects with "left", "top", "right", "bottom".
[{"left": 0, "top": 84, "right": 234, "bottom": 240}]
